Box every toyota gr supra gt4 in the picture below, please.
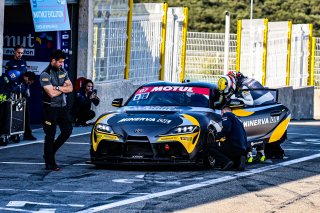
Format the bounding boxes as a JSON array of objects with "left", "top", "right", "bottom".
[{"left": 90, "top": 82, "right": 291, "bottom": 167}]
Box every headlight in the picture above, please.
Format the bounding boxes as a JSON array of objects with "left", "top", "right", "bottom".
[
  {"left": 95, "top": 123, "right": 114, "bottom": 134},
  {"left": 165, "top": 125, "right": 199, "bottom": 135}
]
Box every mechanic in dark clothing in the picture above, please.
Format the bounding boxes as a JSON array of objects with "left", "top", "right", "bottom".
[
  {"left": 209, "top": 106, "right": 247, "bottom": 171},
  {"left": 21, "top": 72, "right": 37, "bottom": 140},
  {"left": 40, "top": 49, "right": 73, "bottom": 171},
  {"left": 5, "top": 45, "right": 27, "bottom": 84},
  {"left": 72, "top": 79, "right": 100, "bottom": 126}
]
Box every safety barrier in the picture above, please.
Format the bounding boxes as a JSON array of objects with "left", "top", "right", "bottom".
[
  {"left": 184, "top": 32, "right": 237, "bottom": 83},
  {"left": 266, "top": 22, "right": 289, "bottom": 87},
  {"left": 314, "top": 37, "right": 320, "bottom": 89},
  {"left": 289, "top": 24, "right": 310, "bottom": 88},
  {"left": 164, "top": 7, "right": 185, "bottom": 82}
]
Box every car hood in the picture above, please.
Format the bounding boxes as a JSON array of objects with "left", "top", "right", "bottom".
[{"left": 96, "top": 106, "right": 211, "bottom": 137}]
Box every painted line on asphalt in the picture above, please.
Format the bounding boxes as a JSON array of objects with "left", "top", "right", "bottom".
[
  {"left": 76, "top": 153, "right": 320, "bottom": 213},
  {"left": 285, "top": 148, "right": 320, "bottom": 152},
  {"left": 0, "top": 188, "right": 149, "bottom": 196},
  {"left": 7, "top": 201, "right": 84, "bottom": 208},
  {"left": 0, "top": 162, "right": 93, "bottom": 167},
  {"left": 288, "top": 133, "right": 320, "bottom": 136},
  {"left": 65, "top": 142, "right": 89, "bottom": 145},
  {"left": 0, "top": 132, "right": 91, "bottom": 150}
]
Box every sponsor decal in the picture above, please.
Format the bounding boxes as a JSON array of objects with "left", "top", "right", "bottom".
[
  {"left": 243, "top": 116, "right": 280, "bottom": 127},
  {"left": 135, "top": 86, "right": 210, "bottom": 96},
  {"left": 117, "top": 117, "right": 172, "bottom": 124}
]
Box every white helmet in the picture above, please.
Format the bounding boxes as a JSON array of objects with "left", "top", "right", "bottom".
[{"left": 217, "top": 75, "right": 236, "bottom": 97}]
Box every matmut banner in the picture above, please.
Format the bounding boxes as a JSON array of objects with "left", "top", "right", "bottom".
[
  {"left": 135, "top": 86, "right": 210, "bottom": 95},
  {"left": 30, "top": 0, "right": 70, "bottom": 32}
]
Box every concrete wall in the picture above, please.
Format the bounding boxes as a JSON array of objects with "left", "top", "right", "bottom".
[
  {"left": 276, "top": 86, "right": 293, "bottom": 116},
  {"left": 314, "top": 90, "right": 320, "bottom": 120},
  {"left": 0, "top": 0, "right": 4, "bottom": 74},
  {"left": 91, "top": 81, "right": 140, "bottom": 120},
  {"left": 277, "top": 86, "right": 315, "bottom": 120},
  {"left": 292, "top": 86, "right": 314, "bottom": 120}
]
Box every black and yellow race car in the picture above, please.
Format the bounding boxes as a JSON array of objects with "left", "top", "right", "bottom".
[{"left": 90, "top": 81, "right": 290, "bottom": 167}]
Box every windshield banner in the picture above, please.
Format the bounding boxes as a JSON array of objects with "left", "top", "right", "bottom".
[{"left": 136, "top": 86, "right": 210, "bottom": 96}]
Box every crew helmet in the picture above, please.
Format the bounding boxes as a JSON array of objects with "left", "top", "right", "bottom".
[
  {"left": 217, "top": 75, "right": 236, "bottom": 97},
  {"left": 227, "top": 70, "right": 243, "bottom": 80},
  {"left": 7, "top": 70, "right": 21, "bottom": 82}
]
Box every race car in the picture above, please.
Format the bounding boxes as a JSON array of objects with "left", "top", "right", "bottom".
[{"left": 90, "top": 81, "right": 290, "bottom": 167}]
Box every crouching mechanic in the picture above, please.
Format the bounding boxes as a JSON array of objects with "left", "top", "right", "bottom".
[
  {"left": 217, "top": 72, "right": 275, "bottom": 162},
  {"left": 208, "top": 106, "right": 247, "bottom": 171}
]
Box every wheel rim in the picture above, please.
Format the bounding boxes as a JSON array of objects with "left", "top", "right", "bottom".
[{"left": 208, "top": 155, "right": 215, "bottom": 166}]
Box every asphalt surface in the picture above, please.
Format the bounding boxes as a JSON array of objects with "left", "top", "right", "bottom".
[{"left": 0, "top": 120, "right": 320, "bottom": 213}]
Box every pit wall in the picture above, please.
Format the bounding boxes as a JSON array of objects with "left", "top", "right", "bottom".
[
  {"left": 89, "top": 83, "right": 317, "bottom": 122},
  {"left": 91, "top": 81, "right": 140, "bottom": 120},
  {"left": 277, "top": 86, "right": 315, "bottom": 120}
]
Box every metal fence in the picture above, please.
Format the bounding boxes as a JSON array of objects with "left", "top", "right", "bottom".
[
  {"left": 184, "top": 32, "right": 237, "bottom": 83},
  {"left": 129, "top": 3, "right": 164, "bottom": 84},
  {"left": 92, "top": 1, "right": 128, "bottom": 82},
  {"left": 91, "top": 1, "right": 317, "bottom": 89},
  {"left": 314, "top": 37, "right": 320, "bottom": 89}
]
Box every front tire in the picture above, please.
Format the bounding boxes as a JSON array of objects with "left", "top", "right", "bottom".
[{"left": 203, "top": 128, "right": 216, "bottom": 168}]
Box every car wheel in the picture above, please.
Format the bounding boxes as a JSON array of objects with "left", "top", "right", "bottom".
[
  {"left": 0, "top": 137, "right": 9, "bottom": 146},
  {"left": 203, "top": 128, "right": 216, "bottom": 168},
  {"left": 10, "top": 135, "right": 20, "bottom": 143}
]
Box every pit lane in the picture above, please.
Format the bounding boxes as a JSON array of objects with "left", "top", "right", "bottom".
[{"left": 0, "top": 121, "right": 320, "bottom": 213}]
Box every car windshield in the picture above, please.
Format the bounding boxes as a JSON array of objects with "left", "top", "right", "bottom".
[{"left": 126, "top": 86, "right": 210, "bottom": 107}]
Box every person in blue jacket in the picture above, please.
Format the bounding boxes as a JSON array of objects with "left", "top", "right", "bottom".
[
  {"left": 209, "top": 105, "right": 247, "bottom": 171},
  {"left": 72, "top": 79, "right": 100, "bottom": 126},
  {"left": 5, "top": 45, "right": 27, "bottom": 84}
]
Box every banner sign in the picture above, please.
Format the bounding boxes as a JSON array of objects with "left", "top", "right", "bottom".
[
  {"left": 3, "top": 23, "right": 70, "bottom": 74},
  {"left": 30, "top": 0, "right": 71, "bottom": 32}
]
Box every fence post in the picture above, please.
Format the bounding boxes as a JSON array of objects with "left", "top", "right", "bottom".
[
  {"left": 236, "top": 20, "right": 242, "bottom": 72},
  {"left": 286, "top": 21, "right": 292, "bottom": 86},
  {"left": 159, "top": 3, "right": 168, "bottom": 80},
  {"left": 179, "top": 7, "right": 188, "bottom": 82},
  {"left": 224, "top": 11, "right": 230, "bottom": 74},
  {"left": 124, "top": 0, "right": 133, "bottom": 80},
  {"left": 262, "top": 18, "right": 268, "bottom": 86},
  {"left": 308, "top": 24, "right": 313, "bottom": 86},
  {"left": 310, "top": 37, "right": 316, "bottom": 86}
]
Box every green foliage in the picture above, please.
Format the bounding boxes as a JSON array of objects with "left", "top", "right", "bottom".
[{"left": 135, "top": 0, "right": 320, "bottom": 36}]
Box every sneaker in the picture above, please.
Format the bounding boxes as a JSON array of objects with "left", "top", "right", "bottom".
[
  {"left": 238, "top": 156, "right": 246, "bottom": 171},
  {"left": 256, "top": 152, "right": 266, "bottom": 162},
  {"left": 247, "top": 156, "right": 253, "bottom": 163},
  {"left": 221, "top": 161, "right": 234, "bottom": 171},
  {"left": 23, "top": 134, "right": 37, "bottom": 141},
  {"left": 45, "top": 164, "right": 60, "bottom": 171}
]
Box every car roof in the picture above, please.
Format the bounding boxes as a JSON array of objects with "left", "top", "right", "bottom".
[{"left": 142, "top": 81, "right": 218, "bottom": 90}]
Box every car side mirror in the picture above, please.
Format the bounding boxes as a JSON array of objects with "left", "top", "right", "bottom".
[
  {"left": 228, "top": 99, "right": 245, "bottom": 108},
  {"left": 112, "top": 98, "right": 123, "bottom": 107}
]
